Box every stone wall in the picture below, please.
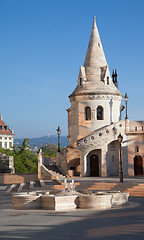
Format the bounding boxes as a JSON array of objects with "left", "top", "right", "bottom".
[
  {"left": 40, "top": 165, "right": 54, "bottom": 180},
  {"left": 0, "top": 173, "right": 38, "bottom": 184},
  {"left": 69, "top": 94, "right": 122, "bottom": 144},
  {"left": 58, "top": 143, "right": 81, "bottom": 176},
  {"left": 127, "top": 134, "right": 144, "bottom": 176}
]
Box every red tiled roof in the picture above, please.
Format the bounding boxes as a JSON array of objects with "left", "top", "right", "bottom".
[
  {"left": 0, "top": 120, "right": 7, "bottom": 126},
  {"left": 0, "top": 119, "right": 13, "bottom": 135},
  {"left": 0, "top": 129, "right": 13, "bottom": 135}
]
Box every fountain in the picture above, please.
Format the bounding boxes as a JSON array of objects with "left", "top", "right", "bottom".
[
  {"left": 41, "top": 179, "right": 79, "bottom": 210},
  {"left": 12, "top": 179, "right": 129, "bottom": 210}
]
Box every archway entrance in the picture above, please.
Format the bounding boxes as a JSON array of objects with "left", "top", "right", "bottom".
[
  {"left": 90, "top": 154, "right": 99, "bottom": 176},
  {"left": 134, "top": 155, "right": 143, "bottom": 176},
  {"left": 67, "top": 158, "right": 80, "bottom": 176}
]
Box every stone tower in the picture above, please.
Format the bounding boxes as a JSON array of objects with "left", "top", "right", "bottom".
[{"left": 67, "top": 17, "right": 123, "bottom": 144}]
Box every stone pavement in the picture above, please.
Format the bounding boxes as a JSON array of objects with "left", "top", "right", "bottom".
[{"left": 1, "top": 187, "right": 144, "bottom": 239}]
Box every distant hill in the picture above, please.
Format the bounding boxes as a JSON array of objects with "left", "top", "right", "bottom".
[{"left": 14, "top": 135, "right": 70, "bottom": 149}]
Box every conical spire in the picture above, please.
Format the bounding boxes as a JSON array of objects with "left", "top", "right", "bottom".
[
  {"left": 69, "top": 17, "right": 123, "bottom": 98},
  {"left": 84, "top": 17, "right": 108, "bottom": 81}
]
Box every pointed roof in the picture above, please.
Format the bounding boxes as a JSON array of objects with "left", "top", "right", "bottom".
[
  {"left": 84, "top": 16, "right": 107, "bottom": 69},
  {"left": 69, "top": 17, "right": 122, "bottom": 98}
]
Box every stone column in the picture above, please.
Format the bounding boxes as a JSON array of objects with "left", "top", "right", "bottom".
[
  {"left": 125, "top": 119, "right": 130, "bottom": 133},
  {"left": 56, "top": 152, "right": 60, "bottom": 166},
  {"left": 109, "top": 99, "right": 113, "bottom": 124},
  {"left": 80, "top": 149, "right": 87, "bottom": 177},
  {"left": 38, "top": 149, "right": 43, "bottom": 179},
  {"left": 101, "top": 147, "right": 107, "bottom": 177}
]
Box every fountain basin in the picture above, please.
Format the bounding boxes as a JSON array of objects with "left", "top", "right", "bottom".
[
  {"left": 12, "top": 193, "right": 42, "bottom": 210},
  {"left": 42, "top": 194, "right": 78, "bottom": 211},
  {"left": 12, "top": 190, "right": 129, "bottom": 210},
  {"left": 79, "top": 193, "right": 112, "bottom": 209},
  {"left": 110, "top": 191, "right": 129, "bottom": 206}
]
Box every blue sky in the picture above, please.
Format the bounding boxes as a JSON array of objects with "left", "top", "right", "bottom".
[{"left": 0, "top": 0, "right": 144, "bottom": 138}]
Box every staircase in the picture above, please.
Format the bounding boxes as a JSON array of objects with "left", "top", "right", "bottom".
[
  {"left": 52, "top": 180, "right": 144, "bottom": 197},
  {"left": 46, "top": 165, "right": 66, "bottom": 180},
  {"left": 4, "top": 178, "right": 144, "bottom": 197},
  {"left": 41, "top": 164, "right": 65, "bottom": 180},
  {"left": 77, "top": 181, "right": 144, "bottom": 197}
]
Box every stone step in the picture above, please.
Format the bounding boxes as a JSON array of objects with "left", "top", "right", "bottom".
[
  {"left": 5, "top": 180, "right": 144, "bottom": 197},
  {"left": 6, "top": 184, "right": 17, "bottom": 193},
  {"left": 18, "top": 183, "right": 25, "bottom": 192},
  {"left": 46, "top": 169, "right": 65, "bottom": 179}
]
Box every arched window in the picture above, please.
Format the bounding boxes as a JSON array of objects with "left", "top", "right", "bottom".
[
  {"left": 97, "top": 106, "right": 103, "bottom": 120},
  {"left": 85, "top": 106, "right": 91, "bottom": 120}
]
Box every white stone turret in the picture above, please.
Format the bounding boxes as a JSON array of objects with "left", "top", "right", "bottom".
[{"left": 68, "top": 17, "right": 123, "bottom": 144}]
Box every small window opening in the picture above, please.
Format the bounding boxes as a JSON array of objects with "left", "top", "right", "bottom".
[
  {"left": 85, "top": 106, "right": 91, "bottom": 120},
  {"left": 142, "top": 126, "right": 143, "bottom": 131},
  {"left": 135, "top": 127, "right": 137, "bottom": 131},
  {"left": 98, "top": 43, "right": 100, "bottom": 47},
  {"left": 80, "top": 78, "right": 82, "bottom": 86},
  {"left": 112, "top": 156, "right": 114, "bottom": 162},
  {"left": 107, "top": 77, "right": 109, "bottom": 85},
  {"left": 97, "top": 106, "right": 103, "bottom": 120},
  {"left": 135, "top": 146, "right": 139, "bottom": 153}
]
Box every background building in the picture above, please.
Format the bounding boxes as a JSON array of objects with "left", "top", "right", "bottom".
[{"left": 0, "top": 114, "right": 14, "bottom": 149}]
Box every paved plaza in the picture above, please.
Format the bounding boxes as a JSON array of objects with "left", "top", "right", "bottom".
[{"left": 0, "top": 185, "right": 144, "bottom": 239}]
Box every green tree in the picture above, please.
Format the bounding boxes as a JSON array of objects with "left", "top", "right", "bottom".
[
  {"left": 42, "top": 144, "right": 57, "bottom": 158},
  {"left": 0, "top": 138, "right": 38, "bottom": 173}
]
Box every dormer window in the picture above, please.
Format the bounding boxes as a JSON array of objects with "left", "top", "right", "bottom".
[{"left": 107, "top": 77, "right": 109, "bottom": 85}]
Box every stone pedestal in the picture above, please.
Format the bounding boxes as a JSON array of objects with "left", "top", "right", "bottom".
[{"left": 42, "top": 195, "right": 78, "bottom": 211}]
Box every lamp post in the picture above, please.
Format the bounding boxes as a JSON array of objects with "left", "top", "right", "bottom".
[
  {"left": 57, "top": 126, "right": 61, "bottom": 152},
  {"left": 124, "top": 93, "right": 128, "bottom": 119},
  {"left": 118, "top": 134, "right": 123, "bottom": 182}
]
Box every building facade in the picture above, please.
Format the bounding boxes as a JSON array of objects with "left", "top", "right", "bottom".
[
  {"left": 0, "top": 114, "right": 14, "bottom": 149},
  {"left": 58, "top": 18, "right": 144, "bottom": 177}
]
